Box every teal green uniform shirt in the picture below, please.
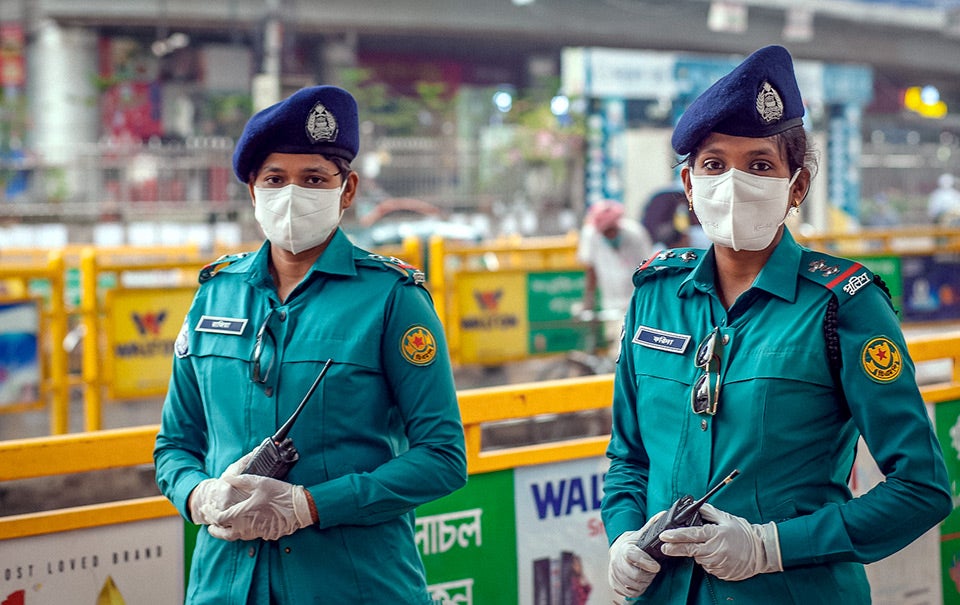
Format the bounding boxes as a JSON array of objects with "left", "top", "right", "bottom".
[
  {"left": 602, "top": 229, "right": 951, "bottom": 604},
  {"left": 154, "top": 229, "right": 467, "bottom": 604}
]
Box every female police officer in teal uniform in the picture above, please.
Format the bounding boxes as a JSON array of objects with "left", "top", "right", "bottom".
[
  {"left": 153, "top": 85, "right": 467, "bottom": 604},
  {"left": 602, "top": 46, "right": 951, "bottom": 604}
]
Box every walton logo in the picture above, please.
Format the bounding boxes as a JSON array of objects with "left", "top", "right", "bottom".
[
  {"left": 473, "top": 290, "right": 503, "bottom": 312},
  {"left": 132, "top": 311, "right": 167, "bottom": 337}
]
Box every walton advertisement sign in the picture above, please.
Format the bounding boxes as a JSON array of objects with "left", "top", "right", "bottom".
[{"left": 105, "top": 287, "right": 195, "bottom": 398}]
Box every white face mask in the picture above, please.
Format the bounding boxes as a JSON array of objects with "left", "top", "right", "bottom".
[
  {"left": 690, "top": 168, "right": 800, "bottom": 251},
  {"left": 254, "top": 183, "right": 344, "bottom": 254}
]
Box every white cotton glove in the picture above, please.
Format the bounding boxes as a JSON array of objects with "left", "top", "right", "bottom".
[
  {"left": 608, "top": 512, "right": 664, "bottom": 601},
  {"left": 659, "top": 503, "right": 782, "bottom": 581},
  {"left": 207, "top": 473, "right": 314, "bottom": 542},
  {"left": 187, "top": 454, "right": 252, "bottom": 525}
]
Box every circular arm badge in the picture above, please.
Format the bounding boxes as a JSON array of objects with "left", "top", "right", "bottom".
[
  {"left": 400, "top": 325, "right": 437, "bottom": 366},
  {"left": 860, "top": 336, "right": 903, "bottom": 383}
]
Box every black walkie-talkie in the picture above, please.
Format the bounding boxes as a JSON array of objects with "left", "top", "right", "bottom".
[
  {"left": 242, "top": 359, "right": 333, "bottom": 479},
  {"left": 637, "top": 469, "right": 739, "bottom": 562}
]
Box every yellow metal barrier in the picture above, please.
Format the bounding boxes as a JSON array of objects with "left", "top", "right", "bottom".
[
  {"left": 1, "top": 332, "right": 957, "bottom": 542},
  {"left": 427, "top": 232, "right": 583, "bottom": 364},
  {"left": 0, "top": 250, "right": 70, "bottom": 434},
  {"left": 795, "top": 225, "right": 960, "bottom": 255}
]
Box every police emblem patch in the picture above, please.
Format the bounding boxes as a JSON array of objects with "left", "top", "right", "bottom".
[
  {"left": 306, "top": 102, "right": 338, "bottom": 143},
  {"left": 860, "top": 336, "right": 903, "bottom": 383},
  {"left": 756, "top": 81, "right": 784, "bottom": 124},
  {"left": 400, "top": 325, "right": 437, "bottom": 366}
]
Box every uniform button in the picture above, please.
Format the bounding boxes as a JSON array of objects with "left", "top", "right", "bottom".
[
  {"left": 722, "top": 335, "right": 730, "bottom": 345},
  {"left": 284, "top": 547, "right": 291, "bottom": 554},
  {"left": 248, "top": 547, "right": 256, "bottom": 557},
  {"left": 279, "top": 310, "right": 287, "bottom": 321},
  {"left": 701, "top": 419, "right": 708, "bottom": 431},
  {"left": 265, "top": 387, "right": 273, "bottom": 397}
]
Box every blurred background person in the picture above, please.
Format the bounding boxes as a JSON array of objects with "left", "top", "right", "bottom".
[
  {"left": 577, "top": 200, "right": 653, "bottom": 334},
  {"left": 928, "top": 173, "right": 960, "bottom": 225}
]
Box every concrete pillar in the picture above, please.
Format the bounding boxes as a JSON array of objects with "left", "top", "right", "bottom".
[{"left": 27, "top": 20, "right": 98, "bottom": 201}]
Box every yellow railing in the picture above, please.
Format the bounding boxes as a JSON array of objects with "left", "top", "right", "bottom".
[
  {"left": 794, "top": 225, "right": 960, "bottom": 255},
  {"left": 0, "top": 227, "right": 957, "bottom": 434},
  {"left": 0, "top": 250, "right": 70, "bottom": 434},
  {"left": 1, "top": 332, "right": 957, "bottom": 541}
]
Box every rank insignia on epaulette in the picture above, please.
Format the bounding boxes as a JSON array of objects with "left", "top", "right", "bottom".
[
  {"left": 367, "top": 254, "right": 426, "bottom": 285},
  {"left": 807, "top": 259, "right": 840, "bottom": 277},
  {"left": 199, "top": 252, "right": 249, "bottom": 283}
]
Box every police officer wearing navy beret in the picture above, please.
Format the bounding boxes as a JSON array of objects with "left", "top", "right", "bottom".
[
  {"left": 154, "top": 85, "right": 467, "bottom": 604},
  {"left": 602, "top": 46, "right": 951, "bottom": 604}
]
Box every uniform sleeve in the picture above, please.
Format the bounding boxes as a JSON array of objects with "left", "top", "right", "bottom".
[
  {"left": 153, "top": 312, "right": 211, "bottom": 521},
  {"left": 309, "top": 281, "right": 467, "bottom": 528},
  {"left": 776, "top": 286, "right": 952, "bottom": 566},
  {"left": 601, "top": 288, "right": 651, "bottom": 544}
]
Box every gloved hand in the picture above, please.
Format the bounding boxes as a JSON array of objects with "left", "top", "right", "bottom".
[
  {"left": 608, "top": 512, "right": 664, "bottom": 600},
  {"left": 187, "top": 454, "right": 253, "bottom": 525},
  {"left": 207, "top": 473, "right": 314, "bottom": 542},
  {"left": 659, "top": 503, "right": 782, "bottom": 581}
]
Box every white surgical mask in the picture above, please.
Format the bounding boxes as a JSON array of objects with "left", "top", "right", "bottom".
[
  {"left": 254, "top": 183, "right": 344, "bottom": 254},
  {"left": 690, "top": 168, "right": 800, "bottom": 251}
]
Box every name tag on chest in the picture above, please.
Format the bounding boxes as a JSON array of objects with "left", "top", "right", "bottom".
[
  {"left": 195, "top": 316, "right": 248, "bottom": 335},
  {"left": 633, "top": 325, "right": 690, "bottom": 354}
]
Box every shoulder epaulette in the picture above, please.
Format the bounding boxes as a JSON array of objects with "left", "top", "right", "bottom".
[
  {"left": 799, "top": 249, "right": 877, "bottom": 304},
  {"left": 632, "top": 248, "right": 702, "bottom": 286},
  {"left": 198, "top": 252, "right": 251, "bottom": 284},
  {"left": 359, "top": 253, "right": 427, "bottom": 287}
]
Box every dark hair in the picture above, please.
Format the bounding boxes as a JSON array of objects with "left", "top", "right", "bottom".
[
  {"left": 680, "top": 125, "right": 818, "bottom": 177},
  {"left": 247, "top": 153, "right": 353, "bottom": 184}
]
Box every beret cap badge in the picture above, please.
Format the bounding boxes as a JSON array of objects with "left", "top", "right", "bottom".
[
  {"left": 756, "top": 81, "right": 784, "bottom": 125},
  {"left": 306, "top": 102, "right": 339, "bottom": 143}
]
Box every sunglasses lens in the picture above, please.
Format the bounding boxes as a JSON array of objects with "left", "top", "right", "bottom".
[
  {"left": 696, "top": 332, "right": 716, "bottom": 367},
  {"left": 692, "top": 373, "right": 711, "bottom": 414}
]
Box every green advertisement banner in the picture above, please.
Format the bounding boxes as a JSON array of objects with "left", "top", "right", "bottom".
[
  {"left": 417, "top": 469, "right": 519, "bottom": 603},
  {"left": 934, "top": 399, "right": 960, "bottom": 604},
  {"left": 526, "top": 270, "right": 598, "bottom": 355}
]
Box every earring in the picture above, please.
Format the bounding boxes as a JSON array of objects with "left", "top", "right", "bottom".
[{"left": 688, "top": 198, "right": 694, "bottom": 211}]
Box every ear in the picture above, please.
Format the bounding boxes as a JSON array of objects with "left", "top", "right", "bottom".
[
  {"left": 680, "top": 165, "right": 693, "bottom": 205},
  {"left": 791, "top": 168, "right": 812, "bottom": 206},
  {"left": 248, "top": 182, "right": 257, "bottom": 208},
  {"left": 340, "top": 171, "right": 360, "bottom": 212}
]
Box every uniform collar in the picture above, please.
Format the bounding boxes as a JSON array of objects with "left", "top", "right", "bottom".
[
  {"left": 245, "top": 228, "right": 359, "bottom": 289},
  {"left": 679, "top": 228, "right": 802, "bottom": 302},
  {"left": 309, "top": 228, "right": 359, "bottom": 278}
]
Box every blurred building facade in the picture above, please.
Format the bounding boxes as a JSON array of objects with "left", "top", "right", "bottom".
[{"left": 3, "top": 0, "right": 960, "bottom": 244}]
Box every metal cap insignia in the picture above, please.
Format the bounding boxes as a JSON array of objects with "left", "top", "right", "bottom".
[
  {"left": 756, "top": 81, "right": 784, "bottom": 124},
  {"left": 305, "top": 102, "right": 338, "bottom": 143}
]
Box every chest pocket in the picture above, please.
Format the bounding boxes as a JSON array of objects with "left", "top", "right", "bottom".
[
  {"left": 283, "top": 333, "right": 381, "bottom": 372},
  {"left": 190, "top": 329, "right": 255, "bottom": 361},
  {"left": 724, "top": 345, "right": 833, "bottom": 387}
]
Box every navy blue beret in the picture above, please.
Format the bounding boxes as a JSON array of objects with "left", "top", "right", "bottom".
[
  {"left": 672, "top": 45, "right": 804, "bottom": 156},
  {"left": 232, "top": 85, "right": 359, "bottom": 182}
]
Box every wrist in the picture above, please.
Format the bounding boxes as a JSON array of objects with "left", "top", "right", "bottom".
[
  {"left": 760, "top": 521, "right": 782, "bottom": 572},
  {"left": 295, "top": 486, "right": 318, "bottom": 526}
]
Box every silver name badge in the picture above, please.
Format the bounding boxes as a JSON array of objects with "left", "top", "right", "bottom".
[
  {"left": 633, "top": 326, "right": 691, "bottom": 354},
  {"left": 195, "top": 316, "right": 248, "bottom": 335}
]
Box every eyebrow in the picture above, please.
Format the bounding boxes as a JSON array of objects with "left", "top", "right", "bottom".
[{"left": 259, "top": 164, "right": 339, "bottom": 175}]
